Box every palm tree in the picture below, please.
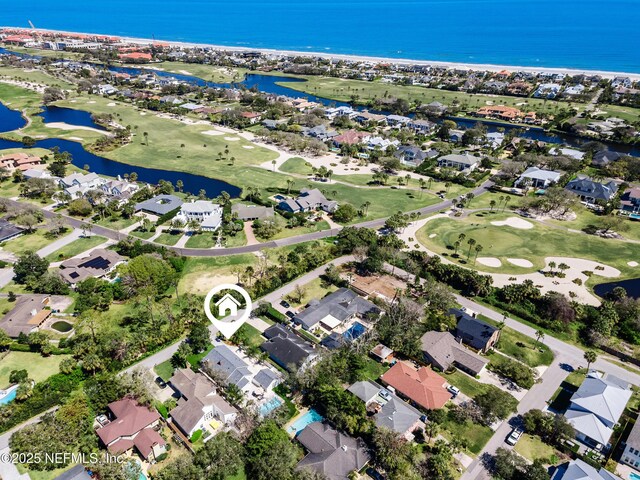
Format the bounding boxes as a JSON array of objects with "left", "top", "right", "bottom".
[
  {"left": 424, "top": 422, "right": 439, "bottom": 443},
  {"left": 489, "top": 199, "right": 496, "bottom": 212},
  {"left": 467, "top": 238, "right": 476, "bottom": 259},
  {"left": 502, "top": 195, "right": 511, "bottom": 212},
  {"left": 362, "top": 201, "right": 371, "bottom": 215},
  {"left": 271, "top": 159, "right": 276, "bottom": 171},
  {"left": 474, "top": 244, "right": 483, "bottom": 264},
  {"left": 444, "top": 181, "right": 451, "bottom": 193},
  {"left": 535, "top": 329, "right": 545, "bottom": 345},
  {"left": 548, "top": 261, "right": 557, "bottom": 274},
  {"left": 405, "top": 174, "right": 411, "bottom": 187},
  {"left": 176, "top": 180, "right": 184, "bottom": 192},
  {"left": 584, "top": 350, "right": 597, "bottom": 371},
  {"left": 286, "top": 179, "right": 294, "bottom": 195},
  {"left": 466, "top": 192, "right": 475, "bottom": 207},
  {"left": 453, "top": 240, "right": 461, "bottom": 256},
  {"left": 419, "top": 179, "right": 426, "bottom": 198},
  {"left": 143, "top": 131, "right": 148, "bottom": 145}
]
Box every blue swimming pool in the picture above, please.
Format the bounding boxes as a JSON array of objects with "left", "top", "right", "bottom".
[
  {"left": 629, "top": 472, "right": 640, "bottom": 480},
  {"left": 286, "top": 409, "right": 324, "bottom": 436},
  {"left": 0, "top": 385, "right": 18, "bottom": 405},
  {"left": 259, "top": 396, "right": 284, "bottom": 417},
  {"left": 343, "top": 322, "right": 367, "bottom": 342}
]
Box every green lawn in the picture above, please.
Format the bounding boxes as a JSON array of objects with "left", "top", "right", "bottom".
[
  {"left": 356, "top": 357, "right": 389, "bottom": 382},
  {"left": 45, "top": 235, "right": 107, "bottom": 262},
  {"left": 286, "top": 277, "right": 338, "bottom": 308},
  {"left": 94, "top": 215, "right": 139, "bottom": 231},
  {"left": 154, "top": 360, "right": 175, "bottom": 382},
  {"left": 0, "top": 351, "right": 71, "bottom": 388},
  {"left": 478, "top": 315, "right": 554, "bottom": 367},
  {"left": 187, "top": 343, "right": 214, "bottom": 367},
  {"left": 129, "top": 229, "right": 155, "bottom": 239},
  {"left": 155, "top": 232, "right": 184, "bottom": 246},
  {"left": 416, "top": 212, "right": 640, "bottom": 276},
  {"left": 184, "top": 232, "right": 217, "bottom": 248},
  {"left": 1, "top": 229, "right": 67, "bottom": 256},
  {"left": 442, "top": 369, "right": 488, "bottom": 398},
  {"left": 271, "top": 218, "right": 331, "bottom": 240},
  {"left": 279, "top": 157, "right": 314, "bottom": 175},
  {"left": 16, "top": 463, "right": 79, "bottom": 480},
  {"left": 234, "top": 324, "right": 264, "bottom": 348},
  {"left": 178, "top": 254, "right": 256, "bottom": 295},
  {"left": 515, "top": 434, "right": 557, "bottom": 462},
  {"left": 441, "top": 415, "right": 494, "bottom": 455}
]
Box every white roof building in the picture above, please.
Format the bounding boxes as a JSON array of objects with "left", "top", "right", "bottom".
[{"left": 176, "top": 200, "right": 223, "bottom": 231}]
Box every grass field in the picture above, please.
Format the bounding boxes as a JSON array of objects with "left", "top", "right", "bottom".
[
  {"left": 416, "top": 212, "right": 640, "bottom": 276},
  {"left": 156, "top": 61, "right": 248, "bottom": 83},
  {"left": 178, "top": 254, "right": 256, "bottom": 295},
  {"left": 154, "top": 359, "right": 175, "bottom": 382},
  {"left": 271, "top": 218, "right": 331, "bottom": 240},
  {"left": 45, "top": 235, "right": 107, "bottom": 261},
  {"left": 274, "top": 75, "right": 576, "bottom": 117},
  {"left": 285, "top": 277, "right": 338, "bottom": 308},
  {"left": 0, "top": 351, "right": 70, "bottom": 388},
  {"left": 94, "top": 215, "right": 140, "bottom": 231},
  {"left": 442, "top": 369, "right": 488, "bottom": 398},
  {"left": 478, "top": 315, "right": 554, "bottom": 367},
  {"left": 441, "top": 414, "right": 494, "bottom": 456},
  {"left": 184, "top": 232, "right": 216, "bottom": 248},
  {"left": 1, "top": 229, "right": 68, "bottom": 255},
  {"left": 514, "top": 434, "right": 557, "bottom": 462},
  {"left": 155, "top": 231, "right": 184, "bottom": 246}
]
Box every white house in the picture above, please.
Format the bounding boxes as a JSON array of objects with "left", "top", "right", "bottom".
[
  {"left": 437, "top": 153, "right": 481, "bottom": 172},
  {"left": 59, "top": 172, "right": 107, "bottom": 199},
  {"left": 176, "top": 200, "right": 223, "bottom": 231},
  {"left": 621, "top": 420, "right": 640, "bottom": 471},
  {"left": 515, "top": 167, "right": 562, "bottom": 189}
]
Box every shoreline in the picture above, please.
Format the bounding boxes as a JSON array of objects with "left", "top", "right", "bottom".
[{"left": 3, "top": 26, "right": 640, "bottom": 81}]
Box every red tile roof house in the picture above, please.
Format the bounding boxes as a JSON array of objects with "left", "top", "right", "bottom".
[
  {"left": 95, "top": 399, "right": 166, "bottom": 463},
  {"left": 380, "top": 362, "right": 451, "bottom": 411},
  {"left": 332, "top": 130, "right": 370, "bottom": 147}
]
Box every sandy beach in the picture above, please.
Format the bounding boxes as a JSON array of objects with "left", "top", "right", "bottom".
[{"left": 4, "top": 26, "right": 640, "bottom": 81}]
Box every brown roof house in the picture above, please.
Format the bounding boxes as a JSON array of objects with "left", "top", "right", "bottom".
[
  {"left": 380, "top": 362, "right": 451, "bottom": 411},
  {"left": 0, "top": 295, "right": 52, "bottom": 338},
  {"left": 168, "top": 368, "right": 238, "bottom": 438},
  {"left": 296, "top": 422, "right": 370, "bottom": 480},
  {"left": 420, "top": 331, "right": 489, "bottom": 376},
  {"left": 95, "top": 398, "right": 166, "bottom": 462},
  {"left": 59, "top": 248, "right": 125, "bottom": 285}
]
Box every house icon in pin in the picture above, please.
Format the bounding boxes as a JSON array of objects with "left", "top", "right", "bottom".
[{"left": 215, "top": 293, "right": 242, "bottom": 318}]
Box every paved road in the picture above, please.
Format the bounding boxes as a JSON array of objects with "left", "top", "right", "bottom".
[{"left": 4, "top": 181, "right": 492, "bottom": 257}]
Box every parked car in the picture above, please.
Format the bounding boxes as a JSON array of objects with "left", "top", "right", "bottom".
[
  {"left": 506, "top": 428, "right": 523, "bottom": 446},
  {"left": 280, "top": 300, "right": 291, "bottom": 308},
  {"left": 285, "top": 310, "right": 295, "bottom": 319},
  {"left": 155, "top": 377, "right": 167, "bottom": 389},
  {"left": 379, "top": 389, "right": 392, "bottom": 401},
  {"left": 447, "top": 385, "right": 460, "bottom": 397}
]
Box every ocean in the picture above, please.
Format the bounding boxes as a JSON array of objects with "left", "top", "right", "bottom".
[{"left": 3, "top": 0, "right": 640, "bottom": 72}]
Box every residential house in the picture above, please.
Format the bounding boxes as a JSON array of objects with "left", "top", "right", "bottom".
[
  {"left": 370, "top": 344, "right": 393, "bottom": 363},
  {"left": 0, "top": 218, "right": 23, "bottom": 242},
  {"left": 551, "top": 459, "right": 623, "bottom": 480},
  {"left": 175, "top": 200, "right": 223, "bottom": 231},
  {"left": 565, "top": 177, "right": 618, "bottom": 204},
  {"left": 534, "top": 83, "right": 562, "bottom": 99},
  {"left": 380, "top": 362, "right": 451, "bottom": 411},
  {"left": 366, "top": 136, "right": 399, "bottom": 151},
  {"left": 515, "top": 167, "right": 562, "bottom": 189},
  {"left": 437, "top": 153, "right": 482, "bottom": 172},
  {"left": 202, "top": 344, "right": 281, "bottom": 395},
  {"left": 303, "top": 124, "right": 338, "bottom": 141},
  {"left": 449, "top": 130, "right": 465, "bottom": 143},
  {"left": 168, "top": 368, "right": 238, "bottom": 438},
  {"left": 296, "top": 422, "right": 370, "bottom": 480},
  {"left": 134, "top": 194, "right": 183, "bottom": 215},
  {"left": 386, "top": 114, "right": 411, "bottom": 127},
  {"left": 451, "top": 308, "right": 500, "bottom": 353},
  {"left": 612, "top": 76, "right": 632, "bottom": 88},
  {"left": 0, "top": 152, "right": 42, "bottom": 171},
  {"left": 592, "top": 150, "right": 624, "bottom": 168},
  {"left": 22, "top": 169, "right": 54, "bottom": 180},
  {"left": 354, "top": 111, "right": 387, "bottom": 125},
  {"left": 407, "top": 119, "right": 435, "bottom": 134},
  {"left": 240, "top": 111, "right": 262, "bottom": 124},
  {"left": 332, "top": 130, "right": 369, "bottom": 147},
  {"left": 293, "top": 288, "right": 379, "bottom": 332},
  {"left": 486, "top": 132, "right": 505, "bottom": 149},
  {"left": 476, "top": 105, "right": 522, "bottom": 122},
  {"left": 565, "top": 371, "right": 632, "bottom": 450},
  {"left": 95, "top": 398, "right": 166, "bottom": 462},
  {"left": 621, "top": 418, "right": 640, "bottom": 471},
  {"left": 277, "top": 188, "right": 338, "bottom": 213},
  {"left": 554, "top": 147, "right": 585, "bottom": 161},
  {"left": 420, "top": 331, "right": 489, "bottom": 375},
  {"left": 0, "top": 294, "right": 53, "bottom": 338},
  {"left": 231, "top": 203, "right": 274, "bottom": 221},
  {"left": 260, "top": 323, "right": 317, "bottom": 372},
  {"left": 59, "top": 248, "right": 126, "bottom": 285},
  {"left": 59, "top": 172, "right": 107, "bottom": 199},
  {"left": 325, "top": 106, "right": 356, "bottom": 119},
  {"left": 422, "top": 101, "right": 448, "bottom": 116},
  {"left": 563, "top": 84, "right": 586, "bottom": 96},
  {"left": 620, "top": 187, "right": 640, "bottom": 214},
  {"left": 394, "top": 145, "right": 431, "bottom": 167},
  {"left": 348, "top": 380, "right": 422, "bottom": 438},
  {"left": 96, "top": 84, "right": 117, "bottom": 95},
  {"left": 100, "top": 177, "right": 139, "bottom": 202}
]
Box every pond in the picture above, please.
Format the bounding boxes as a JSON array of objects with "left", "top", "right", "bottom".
[
  {"left": 593, "top": 278, "right": 640, "bottom": 300},
  {"left": 0, "top": 101, "right": 26, "bottom": 132},
  {"left": 51, "top": 320, "right": 74, "bottom": 333},
  {"left": 37, "top": 105, "right": 108, "bottom": 131}
]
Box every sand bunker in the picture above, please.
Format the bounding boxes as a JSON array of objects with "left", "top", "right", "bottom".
[
  {"left": 202, "top": 129, "right": 224, "bottom": 136},
  {"left": 507, "top": 258, "right": 534, "bottom": 268},
  {"left": 546, "top": 257, "right": 620, "bottom": 278},
  {"left": 224, "top": 136, "right": 240, "bottom": 141},
  {"left": 139, "top": 112, "right": 146, "bottom": 116},
  {"left": 45, "top": 122, "right": 106, "bottom": 134},
  {"left": 107, "top": 102, "right": 116, "bottom": 106},
  {"left": 627, "top": 261, "right": 638, "bottom": 267},
  {"left": 491, "top": 217, "right": 534, "bottom": 230},
  {"left": 477, "top": 257, "right": 502, "bottom": 267},
  {"left": 243, "top": 146, "right": 254, "bottom": 149},
  {"left": 428, "top": 233, "right": 437, "bottom": 238},
  {"left": 87, "top": 101, "right": 96, "bottom": 104}
]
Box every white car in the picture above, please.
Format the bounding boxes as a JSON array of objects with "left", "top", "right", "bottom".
[
  {"left": 506, "top": 428, "right": 523, "bottom": 446},
  {"left": 447, "top": 385, "right": 460, "bottom": 397}
]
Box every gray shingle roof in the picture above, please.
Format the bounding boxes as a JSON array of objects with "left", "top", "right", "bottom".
[
  {"left": 551, "top": 459, "right": 623, "bottom": 480},
  {"left": 452, "top": 309, "right": 499, "bottom": 351},
  {"left": 420, "top": 331, "right": 488, "bottom": 375},
  {"left": 134, "top": 194, "right": 183, "bottom": 215},
  {"left": 261, "top": 324, "right": 316, "bottom": 371},
  {"left": 203, "top": 345, "right": 252, "bottom": 388},
  {"left": 565, "top": 178, "right": 618, "bottom": 201},
  {"left": 0, "top": 219, "right": 23, "bottom": 242},
  {"left": 294, "top": 288, "right": 379, "bottom": 330}
]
